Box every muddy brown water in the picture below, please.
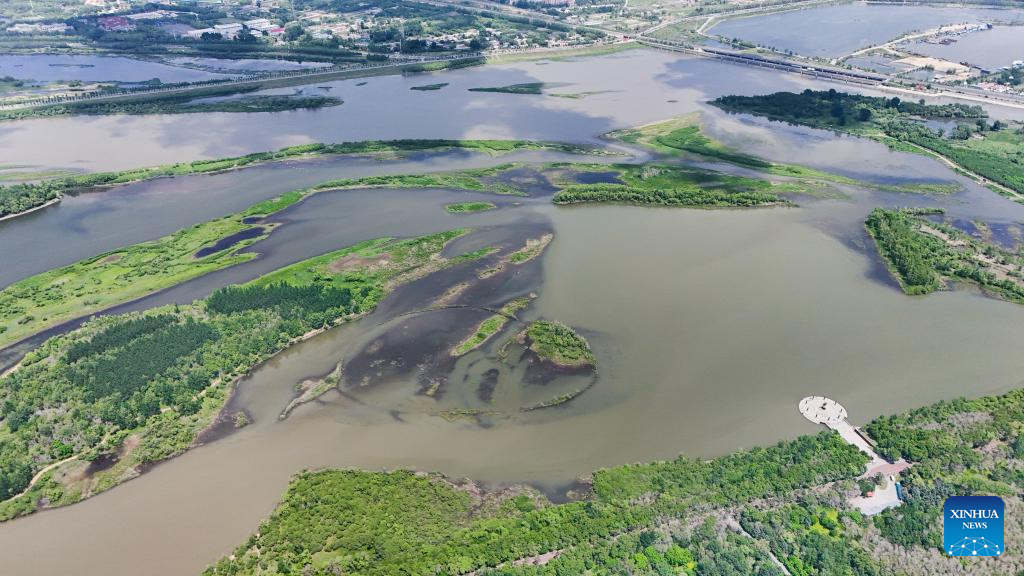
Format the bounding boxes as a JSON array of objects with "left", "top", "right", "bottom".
[{"left": 4, "top": 49, "right": 1024, "bottom": 576}]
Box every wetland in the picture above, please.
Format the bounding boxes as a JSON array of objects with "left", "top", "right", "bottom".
[{"left": 4, "top": 47, "right": 1024, "bottom": 576}]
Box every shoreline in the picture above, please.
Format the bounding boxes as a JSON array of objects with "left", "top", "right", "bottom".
[
  {"left": 0, "top": 229, "right": 479, "bottom": 521},
  {"left": 0, "top": 144, "right": 604, "bottom": 351},
  {"left": 0, "top": 197, "right": 61, "bottom": 223}
]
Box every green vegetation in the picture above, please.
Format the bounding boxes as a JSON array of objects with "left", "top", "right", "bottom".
[
  {"left": 477, "top": 234, "right": 554, "bottom": 280},
  {"left": 411, "top": 82, "right": 449, "bottom": 91},
  {"left": 0, "top": 193, "right": 295, "bottom": 348},
  {"left": 204, "top": 430, "right": 868, "bottom": 576},
  {"left": 0, "top": 163, "right": 535, "bottom": 348},
  {"left": 865, "top": 389, "right": 1024, "bottom": 556},
  {"left": 551, "top": 163, "right": 797, "bottom": 207},
  {"left": 864, "top": 208, "right": 947, "bottom": 294},
  {"left": 507, "top": 234, "right": 553, "bottom": 265},
  {"left": 616, "top": 116, "right": 772, "bottom": 170},
  {"left": 865, "top": 208, "right": 1024, "bottom": 302},
  {"left": 203, "top": 376, "right": 1024, "bottom": 576},
  {"left": 520, "top": 384, "right": 592, "bottom": 411},
  {"left": 0, "top": 229, "right": 474, "bottom": 520},
  {"left": 0, "top": 89, "right": 343, "bottom": 121},
  {"left": 451, "top": 297, "right": 531, "bottom": 357},
  {"left": 524, "top": 320, "right": 594, "bottom": 368},
  {"left": 446, "top": 201, "right": 497, "bottom": 213},
  {"left": 469, "top": 82, "right": 547, "bottom": 95},
  {"left": 712, "top": 90, "right": 1024, "bottom": 200},
  {"left": 610, "top": 113, "right": 967, "bottom": 196},
  {"left": 0, "top": 138, "right": 591, "bottom": 222}
]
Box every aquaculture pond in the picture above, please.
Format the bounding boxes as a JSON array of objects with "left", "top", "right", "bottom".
[{"left": 707, "top": 2, "right": 1024, "bottom": 59}]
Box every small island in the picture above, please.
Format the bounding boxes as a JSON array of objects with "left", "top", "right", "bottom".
[
  {"left": 468, "top": 82, "right": 546, "bottom": 95},
  {"left": 445, "top": 201, "right": 497, "bottom": 213},
  {"left": 522, "top": 320, "right": 595, "bottom": 369},
  {"left": 866, "top": 207, "right": 1024, "bottom": 302},
  {"left": 411, "top": 83, "right": 449, "bottom": 91}
]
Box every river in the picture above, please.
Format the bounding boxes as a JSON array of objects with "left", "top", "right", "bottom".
[
  {"left": 2, "top": 47, "right": 1024, "bottom": 575},
  {"left": 3, "top": 48, "right": 1023, "bottom": 174}
]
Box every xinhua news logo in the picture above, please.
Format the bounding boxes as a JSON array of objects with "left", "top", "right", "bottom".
[{"left": 944, "top": 496, "right": 1004, "bottom": 557}]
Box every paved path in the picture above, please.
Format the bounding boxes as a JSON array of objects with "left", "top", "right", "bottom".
[{"left": 798, "top": 396, "right": 909, "bottom": 515}]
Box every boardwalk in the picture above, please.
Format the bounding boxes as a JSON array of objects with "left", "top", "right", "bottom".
[{"left": 798, "top": 396, "right": 909, "bottom": 515}]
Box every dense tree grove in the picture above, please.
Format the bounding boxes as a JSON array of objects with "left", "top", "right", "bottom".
[
  {"left": 203, "top": 383, "right": 1024, "bottom": 576},
  {"left": 204, "top": 433, "right": 866, "bottom": 576},
  {"left": 63, "top": 314, "right": 176, "bottom": 363},
  {"left": 864, "top": 208, "right": 946, "bottom": 293},
  {"left": 207, "top": 283, "right": 364, "bottom": 320},
  {"left": 865, "top": 208, "right": 1024, "bottom": 302},
  {"left": 740, "top": 504, "right": 882, "bottom": 576},
  {"left": 712, "top": 90, "right": 1024, "bottom": 195},
  {"left": 0, "top": 230, "right": 471, "bottom": 518},
  {"left": 525, "top": 321, "right": 595, "bottom": 367},
  {"left": 0, "top": 183, "right": 61, "bottom": 218},
  {"left": 866, "top": 390, "right": 1024, "bottom": 557}
]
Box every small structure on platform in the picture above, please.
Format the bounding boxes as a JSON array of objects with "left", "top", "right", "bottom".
[
  {"left": 798, "top": 396, "right": 910, "bottom": 516},
  {"left": 799, "top": 396, "right": 847, "bottom": 425}
]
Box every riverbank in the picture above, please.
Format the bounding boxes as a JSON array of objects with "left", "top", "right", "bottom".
[
  {"left": 711, "top": 90, "right": 1024, "bottom": 201},
  {"left": 607, "top": 112, "right": 963, "bottom": 196},
  {"left": 0, "top": 229, "right": 484, "bottom": 521},
  {"left": 866, "top": 207, "right": 1024, "bottom": 302},
  {"left": 0, "top": 197, "right": 60, "bottom": 222},
  {"left": 2, "top": 143, "right": 941, "bottom": 350},
  {"left": 0, "top": 42, "right": 639, "bottom": 122},
  {"left": 203, "top": 382, "right": 1024, "bottom": 575},
  {"left": 0, "top": 139, "right": 596, "bottom": 221}
]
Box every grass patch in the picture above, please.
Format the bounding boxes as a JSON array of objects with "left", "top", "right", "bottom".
[
  {"left": 711, "top": 90, "right": 1023, "bottom": 199},
  {"left": 411, "top": 83, "right": 449, "bottom": 91},
  {"left": 468, "top": 82, "right": 546, "bottom": 95},
  {"left": 451, "top": 296, "right": 530, "bottom": 356},
  {"left": 0, "top": 165, "right": 531, "bottom": 348},
  {"left": 0, "top": 229, "right": 472, "bottom": 519},
  {"left": 446, "top": 201, "right": 497, "bottom": 213},
  {"left": 551, "top": 163, "right": 797, "bottom": 207},
  {"left": 0, "top": 139, "right": 600, "bottom": 219}
]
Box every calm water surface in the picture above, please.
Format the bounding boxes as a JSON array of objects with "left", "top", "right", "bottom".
[
  {"left": 0, "top": 54, "right": 231, "bottom": 83},
  {"left": 3, "top": 197, "right": 1024, "bottom": 576},
  {"left": 708, "top": 3, "right": 1024, "bottom": 58},
  {"left": 906, "top": 25, "right": 1024, "bottom": 70},
  {"left": 0, "top": 49, "right": 958, "bottom": 173}
]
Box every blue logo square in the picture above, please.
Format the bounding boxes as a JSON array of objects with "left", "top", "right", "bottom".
[{"left": 944, "top": 496, "right": 1004, "bottom": 557}]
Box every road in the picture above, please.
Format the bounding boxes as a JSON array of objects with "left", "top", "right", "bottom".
[{"left": 641, "top": 0, "right": 838, "bottom": 36}]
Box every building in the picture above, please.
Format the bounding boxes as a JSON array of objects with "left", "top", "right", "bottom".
[
  {"left": 98, "top": 16, "right": 135, "bottom": 32},
  {"left": 186, "top": 27, "right": 217, "bottom": 38},
  {"left": 6, "top": 22, "right": 71, "bottom": 33},
  {"left": 126, "top": 10, "right": 175, "bottom": 21},
  {"left": 244, "top": 18, "right": 275, "bottom": 32}
]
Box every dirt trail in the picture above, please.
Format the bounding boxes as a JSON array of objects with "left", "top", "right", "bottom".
[{"left": 906, "top": 141, "right": 1024, "bottom": 202}]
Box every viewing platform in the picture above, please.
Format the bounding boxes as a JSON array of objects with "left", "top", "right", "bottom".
[
  {"left": 799, "top": 396, "right": 885, "bottom": 468},
  {"left": 799, "top": 396, "right": 910, "bottom": 515}
]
